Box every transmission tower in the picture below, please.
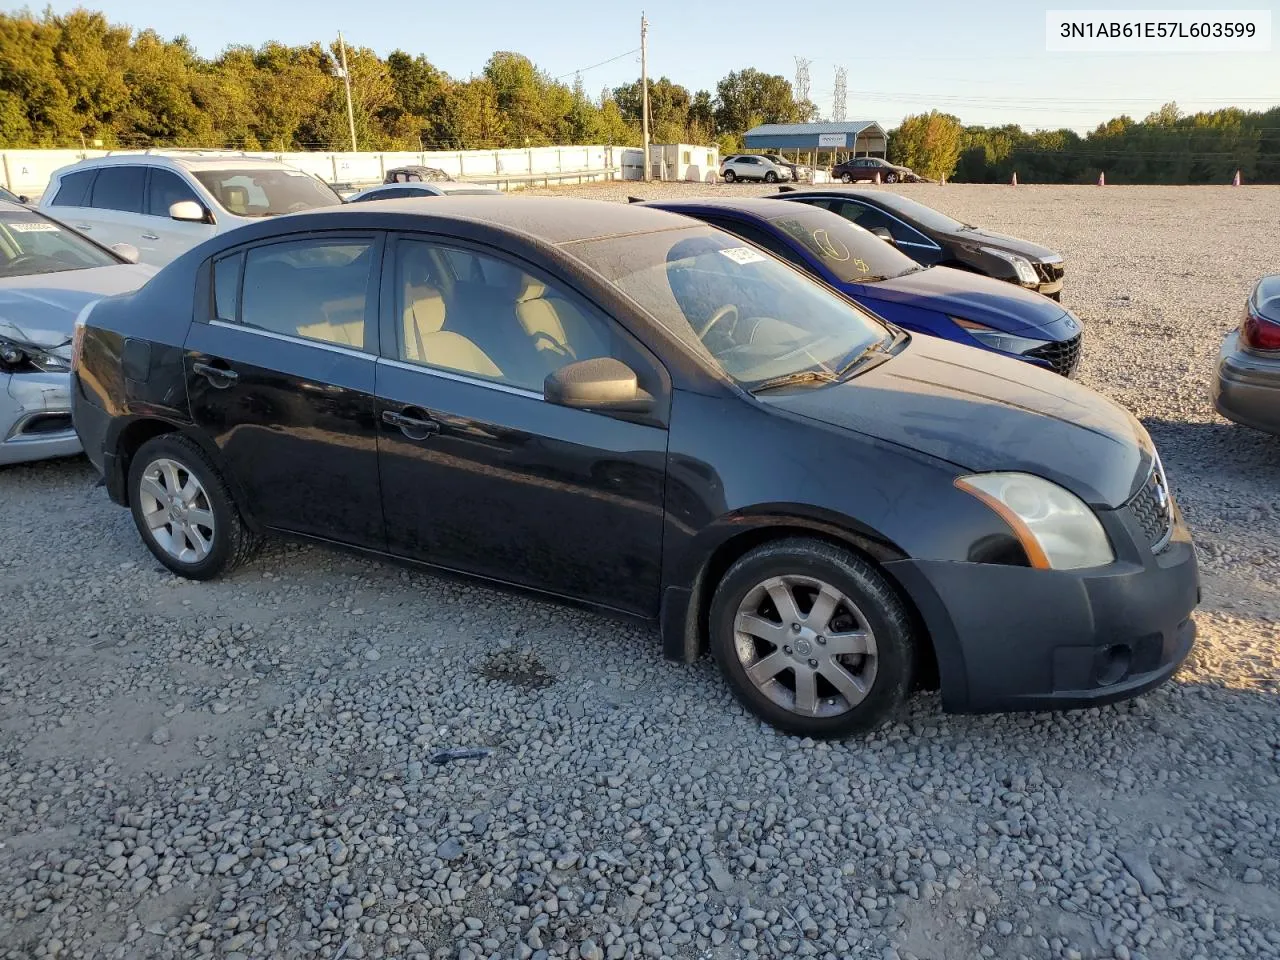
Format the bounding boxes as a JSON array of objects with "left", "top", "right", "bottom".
[
  {"left": 793, "top": 57, "right": 812, "bottom": 106},
  {"left": 832, "top": 67, "right": 847, "bottom": 122}
]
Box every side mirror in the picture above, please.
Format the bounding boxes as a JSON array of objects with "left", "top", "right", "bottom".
[
  {"left": 544, "top": 357, "right": 652, "bottom": 412},
  {"left": 109, "top": 242, "right": 140, "bottom": 264},
  {"left": 18, "top": 195, "right": 29, "bottom": 205},
  {"left": 169, "top": 200, "right": 207, "bottom": 223},
  {"left": 870, "top": 226, "right": 897, "bottom": 245}
]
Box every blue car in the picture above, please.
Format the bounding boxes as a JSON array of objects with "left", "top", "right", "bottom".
[{"left": 642, "top": 197, "right": 1083, "bottom": 376}]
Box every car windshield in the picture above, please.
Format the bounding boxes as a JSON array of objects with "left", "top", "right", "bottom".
[
  {"left": 0, "top": 210, "right": 118, "bottom": 276},
  {"left": 869, "top": 193, "right": 968, "bottom": 232},
  {"left": 192, "top": 169, "right": 342, "bottom": 218},
  {"left": 765, "top": 208, "right": 922, "bottom": 283},
  {"left": 570, "top": 225, "right": 890, "bottom": 388}
]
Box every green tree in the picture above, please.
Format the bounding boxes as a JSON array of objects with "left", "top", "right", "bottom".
[
  {"left": 888, "top": 111, "right": 963, "bottom": 181},
  {"left": 713, "top": 68, "right": 801, "bottom": 135}
]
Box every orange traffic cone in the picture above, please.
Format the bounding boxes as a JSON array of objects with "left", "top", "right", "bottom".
[
  {"left": 874, "top": 171, "right": 882, "bottom": 184},
  {"left": 1098, "top": 172, "right": 1105, "bottom": 186},
  {"left": 941, "top": 175, "right": 946, "bottom": 185},
  {"left": 1233, "top": 169, "right": 1241, "bottom": 186},
  {"left": 1011, "top": 171, "right": 1018, "bottom": 186}
]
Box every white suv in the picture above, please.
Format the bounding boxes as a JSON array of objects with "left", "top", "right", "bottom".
[
  {"left": 719, "top": 155, "right": 793, "bottom": 184},
  {"left": 39, "top": 152, "right": 343, "bottom": 266}
]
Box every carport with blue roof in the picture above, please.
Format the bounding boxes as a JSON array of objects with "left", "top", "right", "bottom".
[{"left": 743, "top": 121, "right": 889, "bottom": 176}]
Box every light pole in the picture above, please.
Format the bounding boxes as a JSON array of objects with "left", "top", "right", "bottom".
[{"left": 336, "top": 31, "right": 358, "bottom": 152}]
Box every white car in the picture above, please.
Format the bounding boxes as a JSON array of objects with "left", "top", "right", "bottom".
[
  {"left": 38, "top": 153, "right": 343, "bottom": 266},
  {"left": 346, "top": 182, "right": 502, "bottom": 202},
  {"left": 719, "top": 155, "right": 793, "bottom": 184}
]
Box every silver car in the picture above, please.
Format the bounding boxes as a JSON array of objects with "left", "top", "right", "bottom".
[
  {"left": 1213, "top": 274, "right": 1280, "bottom": 436},
  {"left": 0, "top": 202, "right": 155, "bottom": 465},
  {"left": 719, "top": 155, "right": 793, "bottom": 184}
]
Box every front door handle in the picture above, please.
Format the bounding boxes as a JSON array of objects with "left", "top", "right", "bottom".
[
  {"left": 74, "top": 223, "right": 92, "bottom": 231},
  {"left": 192, "top": 361, "right": 239, "bottom": 388},
  {"left": 382, "top": 408, "right": 440, "bottom": 440},
  {"left": 141, "top": 232, "right": 160, "bottom": 240}
]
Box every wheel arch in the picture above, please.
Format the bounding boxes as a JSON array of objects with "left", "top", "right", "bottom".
[
  {"left": 660, "top": 515, "right": 940, "bottom": 693},
  {"left": 109, "top": 417, "right": 262, "bottom": 532}
]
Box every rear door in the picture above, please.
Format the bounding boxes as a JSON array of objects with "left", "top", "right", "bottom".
[
  {"left": 184, "top": 232, "right": 387, "bottom": 549},
  {"left": 75, "top": 165, "right": 150, "bottom": 250},
  {"left": 826, "top": 199, "right": 944, "bottom": 265},
  {"left": 142, "top": 168, "right": 217, "bottom": 263},
  {"left": 373, "top": 235, "right": 670, "bottom": 615}
]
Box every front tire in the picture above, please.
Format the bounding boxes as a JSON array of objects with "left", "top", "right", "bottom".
[
  {"left": 128, "top": 434, "right": 260, "bottom": 580},
  {"left": 723, "top": 170, "right": 736, "bottom": 183},
  {"left": 708, "top": 538, "right": 914, "bottom": 738},
  {"left": 885, "top": 173, "right": 898, "bottom": 183},
  {"left": 765, "top": 171, "right": 778, "bottom": 183}
]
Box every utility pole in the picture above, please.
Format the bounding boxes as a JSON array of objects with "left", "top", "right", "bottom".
[
  {"left": 833, "top": 67, "right": 847, "bottom": 123},
  {"left": 338, "top": 31, "right": 358, "bottom": 152},
  {"left": 640, "top": 13, "right": 650, "bottom": 182}
]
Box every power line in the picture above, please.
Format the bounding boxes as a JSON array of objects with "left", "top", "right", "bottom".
[{"left": 553, "top": 48, "right": 640, "bottom": 81}]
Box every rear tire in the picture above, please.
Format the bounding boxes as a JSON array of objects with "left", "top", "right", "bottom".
[
  {"left": 128, "top": 433, "right": 261, "bottom": 581},
  {"left": 841, "top": 172, "right": 853, "bottom": 183},
  {"left": 723, "top": 170, "right": 736, "bottom": 183},
  {"left": 708, "top": 538, "right": 914, "bottom": 738}
]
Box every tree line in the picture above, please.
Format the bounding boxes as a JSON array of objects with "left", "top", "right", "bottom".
[
  {"left": 889, "top": 104, "right": 1280, "bottom": 184},
  {"left": 1, "top": 9, "right": 1275, "bottom": 183}
]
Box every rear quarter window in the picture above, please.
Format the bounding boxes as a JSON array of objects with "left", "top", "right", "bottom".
[{"left": 51, "top": 169, "right": 96, "bottom": 207}]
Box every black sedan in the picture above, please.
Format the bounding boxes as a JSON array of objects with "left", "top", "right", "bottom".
[
  {"left": 72, "top": 197, "right": 1197, "bottom": 737},
  {"left": 774, "top": 187, "right": 1065, "bottom": 299}
]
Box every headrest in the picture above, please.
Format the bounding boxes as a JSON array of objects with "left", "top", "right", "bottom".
[
  {"left": 516, "top": 274, "right": 546, "bottom": 303},
  {"left": 404, "top": 283, "right": 446, "bottom": 334}
]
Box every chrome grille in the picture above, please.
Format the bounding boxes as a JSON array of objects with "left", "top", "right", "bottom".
[
  {"left": 1025, "top": 332, "right": 1083, "bottom": 377},
  {"left": 1127, "top": 458, "right": 1174, "bottom": 553}
]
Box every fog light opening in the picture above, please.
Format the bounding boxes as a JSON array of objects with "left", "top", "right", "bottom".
[{"left": 1096, "top": 644, "right": 1132, "bottom": 686}]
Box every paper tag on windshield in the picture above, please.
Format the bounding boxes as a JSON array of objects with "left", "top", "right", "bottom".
[
  {"left": 718, "top": 246, "right": 766, "bottom": 265},
  {"left": 10, "top": 222, "right": 59, "bottom": 232}
]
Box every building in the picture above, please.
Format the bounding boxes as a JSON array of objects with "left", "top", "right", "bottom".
[{"left": 743, "top": 121, "right": 888, "bottom": 168}]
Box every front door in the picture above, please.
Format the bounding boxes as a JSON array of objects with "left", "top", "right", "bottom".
[
  {"left": 374, "top": 237, "right": 669, "bottom": 615},
  {"left": 141, "top": 169, "right": 217, "bottom": 264},
  {"left": 184, "top": 233, "right": 386, "bottom": 549}
]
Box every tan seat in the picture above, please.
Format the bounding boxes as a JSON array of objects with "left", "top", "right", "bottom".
[
  {"left": 514, "top": 276, "right": 608, "bottom": 368},
  {"left": 402, "top": 279, "right": 502, "bottom": 379}
]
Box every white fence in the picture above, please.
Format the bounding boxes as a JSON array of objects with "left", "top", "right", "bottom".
[{"left": 0, "top": 145, "right": 632, "bottom": 199}]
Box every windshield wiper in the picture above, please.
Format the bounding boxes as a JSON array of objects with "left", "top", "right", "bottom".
[
  {"left": 749, "top": 369, "right": 838, "bottom": 393},
  {"left": 835, "top": 338, "right": 896, "bottom": 377}
]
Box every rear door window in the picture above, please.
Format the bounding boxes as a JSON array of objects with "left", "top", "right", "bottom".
[
  {"left": 90, "top": 166, "right": 146, "bottom": 213},
  {"left": 51, "top": 169, "right": 96, "bottom": 207}
]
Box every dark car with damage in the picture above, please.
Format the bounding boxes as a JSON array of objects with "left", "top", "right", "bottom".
[
  {"left": 775, "top": 187, "right": 1065, "bottom": 299},
  {"left": 72, "top": 196, "right": 1197, "bottom": 737}
]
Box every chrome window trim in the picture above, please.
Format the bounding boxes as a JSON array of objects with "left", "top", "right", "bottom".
[
  {"left": 207, "top": 318, "right": 370, "bottom": 359},
  {"left": 378, "top": 356, "right": 544, "bottom": 400},
  {"left": 834, "top": 198, "right": 942, "bottom": 252}
]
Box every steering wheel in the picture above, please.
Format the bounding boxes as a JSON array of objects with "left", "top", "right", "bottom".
[
  {"left": 697, "top": 303, "right": 739, "bottom": 340},
  {"left": 0, "top": 254, "right": 51, "bottom": 273}
]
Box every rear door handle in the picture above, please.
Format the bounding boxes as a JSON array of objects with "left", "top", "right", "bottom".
[
  {"left": 382, "top": 408, "right": 440, "bottom": 440},
  {"left": 192, "top": 361, "right": 239, "bottom": 387},
  {"left": 74, "top": 224, "right": 92, "bottom": 231},
  {"left": 141, "top": 232, "right": 160, "bottom": 240}
]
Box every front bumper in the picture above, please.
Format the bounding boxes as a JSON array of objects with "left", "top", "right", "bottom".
[
  {"left": 1213, "top": 331, "right": 1280, "bottom": 436},
  {"left": 0, "top": 370, "right": 81, "bottom": 466},
  {"left": 885, "top": 526, "right": 1199, "bottom": 714}
]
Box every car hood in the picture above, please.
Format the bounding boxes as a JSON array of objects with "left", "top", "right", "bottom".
[
  {"left": 954, "top": 226, "right": 1059, "bottom": 263},
  {"left": 765, "top": 335, "right": 1151, "bottom": 508},
  {"left": 0, "top": 263, "right": 156, "bottom": 350},
  {"left": 856, "top": 265, "right": 1071, "bottom": 334}
]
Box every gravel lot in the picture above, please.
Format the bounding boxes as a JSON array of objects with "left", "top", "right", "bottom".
[{"left": 2, "top": 184, "right": 1278, "bottom": 960}]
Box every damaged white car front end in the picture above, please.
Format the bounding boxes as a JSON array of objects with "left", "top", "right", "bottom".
[{"left": 0, "top": 320, "right": 79, "bottom": 465}]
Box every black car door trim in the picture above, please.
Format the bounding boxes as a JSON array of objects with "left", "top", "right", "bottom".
[{"left": 378, "top": 356, "right": 544, "bottom": 400}]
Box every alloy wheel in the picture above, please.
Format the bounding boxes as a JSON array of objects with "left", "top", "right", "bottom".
[
  {"left": 138, "top": 457, "right": 216, "bottom": 564},
  {"left": 732, "top": 574, "right": 878, "bottom": 718}
]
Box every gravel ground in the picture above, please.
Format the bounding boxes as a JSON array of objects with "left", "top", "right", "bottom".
[{"left": 2, "top": 184, "right": 1278, "bottom": 960}]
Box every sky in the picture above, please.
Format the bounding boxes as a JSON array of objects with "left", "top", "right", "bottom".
[{"left": 39, "top": 0, "right": 1280, "bottom": 132}]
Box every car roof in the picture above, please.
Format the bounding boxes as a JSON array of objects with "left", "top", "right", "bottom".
[
  {"left": 55, "top": 154, "right": 304, "bottom": 174},
  {"left": 645, "top": 197, "right": 796, "bottom": 220},
  {"left": 279, "top": 195, "right": 698, "bottom": 246}
]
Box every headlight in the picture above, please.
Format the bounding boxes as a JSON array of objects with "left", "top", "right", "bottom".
[
  {"left": 950, "top": 317, "right": 1046, "bottom": 356},
  {"left": 955, "top": 472, "right": 1114, "bottom": 570},
  {"left": 0, "top": 336, "right": 70, "bottom": 373},
  {"left": 980, "top": 246, "right": 1039, "bottom": 285}
]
